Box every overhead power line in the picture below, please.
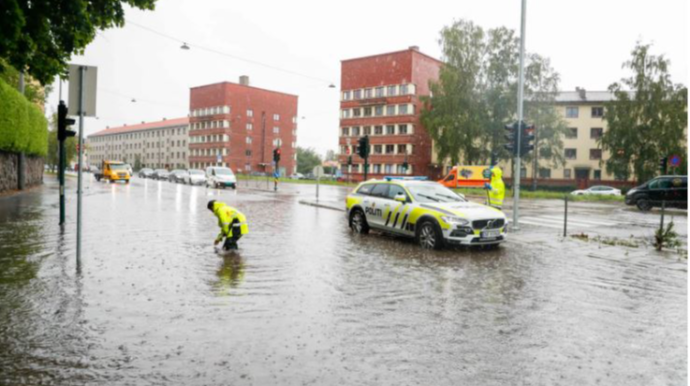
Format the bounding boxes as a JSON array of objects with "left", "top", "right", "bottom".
[{"left": 125, "top": 19, "right": 335, "bottom": 86}]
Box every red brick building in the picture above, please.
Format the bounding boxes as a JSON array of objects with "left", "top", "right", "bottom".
[
  {"left": 338, "top": 47, "right": 442, "bottom": 181},
  {"left": 188, "top": 76, "right": 298, "bottom": 175}
]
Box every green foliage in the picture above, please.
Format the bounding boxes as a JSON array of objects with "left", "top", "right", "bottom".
[
  {"left": 0, "top": 0, "right": 157, "bottom": 85},
  {"left": 0, "top": 78, "right": 47, "bottom": 156},
  {"left": 421, "top": 20, "right": 566, "bottom": 167},
  {"left": 0, "top": 60, "right": 52, "bottom": 105},
  {"left": 654, "top": 220, "right": 680, "bottom": 251},
  {"left": 296, "top": 147, "right": 322, "bottom": 175},
  {"left": 600, "top": 42, "right": 688, "bottom": 183}
]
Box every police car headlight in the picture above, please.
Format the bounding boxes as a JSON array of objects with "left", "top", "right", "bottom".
[{"left": 442, "top": 216, "right": 469, "bottom": 226}]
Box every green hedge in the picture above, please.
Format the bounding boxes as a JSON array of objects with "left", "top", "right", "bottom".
[{"left": 0, "top": 78, "right": 48, "bottom": 156}]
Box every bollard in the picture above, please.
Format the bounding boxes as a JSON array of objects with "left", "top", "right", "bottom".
[
  {"left": 563, "top": 194, "right": 568, "bottom": 237},
  {"left": 659, "top": 200, "right": 665, "bottom": 233}
]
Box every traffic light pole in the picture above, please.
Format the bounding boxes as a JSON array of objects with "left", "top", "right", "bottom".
[
  {"left": 513, "top": 0, "right": 527, "bottom": 231},
  {"left": 59, "top": 128, "right": 66, "bottom": 225}
]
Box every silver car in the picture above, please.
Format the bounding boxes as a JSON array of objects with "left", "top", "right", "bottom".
[{"left": 185, "top": 169, "right": 207, "bottom": 185}]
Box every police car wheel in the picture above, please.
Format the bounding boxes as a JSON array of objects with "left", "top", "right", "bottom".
[
  {"left": 417, "top": 220, "right": 443, "bottom": 250},
  {"left": 350, "top": 209, "right": 369, "bottom": 234}
]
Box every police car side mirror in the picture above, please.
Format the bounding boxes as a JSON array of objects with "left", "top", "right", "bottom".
[{"left": 394, "top": 194, "right": 407, "bottom": 203}]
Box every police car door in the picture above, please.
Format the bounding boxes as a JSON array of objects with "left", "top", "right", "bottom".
[
  {"left": 364, "top": 183, "right": 389, "bottom": 228},
  {"left": 383, "top": 184, "right": 412, "bottom": 233}
]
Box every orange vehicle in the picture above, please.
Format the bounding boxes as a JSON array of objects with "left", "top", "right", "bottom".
[
  {"left": 438, "top": 165, "right": 490, "bottom": 188},
  {"left": 94, "top": 160, "right": 130, "bottom": 183}
]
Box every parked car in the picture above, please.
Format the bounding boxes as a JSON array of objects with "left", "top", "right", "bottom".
[
  {"left": 185, "top": 169, "right": 207, "bottom": 185},
  {"left": 206, "top": 166, "right": 237, "bottom": 189},
  {"left": 289, "top": 173, "right": 305, "bottom": 180},
  {"left": 138, "top": 168, "right": 154, "bottom": 178},
  {"left": 571, "top": 185, "right": 621, "bottom": 196},
  {"left": 625, "top": 175, "right": 687, "bottom": 211},
  {"left": 152, "top": 169, "right": 170, "bottom": 181},
  {"left": 169, "top": 169, "right": 188, "bottom": 183}
]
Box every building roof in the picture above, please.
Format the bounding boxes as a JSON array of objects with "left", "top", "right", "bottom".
[
  {"left": 341, "top": 47, "right": 443, "bottom": 65},
  {"left": 190, "top": 81, "right": 298, "bottom": 98},
  {"left": 89, "top": 117, "right": 189, "bottom": 137}
]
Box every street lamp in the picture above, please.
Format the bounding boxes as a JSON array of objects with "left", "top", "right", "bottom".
[{"left": 180, "top": 42, "right": 190, "bottom": 50}]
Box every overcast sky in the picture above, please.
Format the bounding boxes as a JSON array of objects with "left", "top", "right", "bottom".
[{"left": 47, "top": 0, "right": 688, "bottom": 156}]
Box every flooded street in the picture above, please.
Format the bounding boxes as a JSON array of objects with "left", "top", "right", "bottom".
[{"left": 0, "top": 177, "right": 686, "bottom": 385}]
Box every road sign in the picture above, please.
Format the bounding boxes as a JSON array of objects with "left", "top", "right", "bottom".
[
  {"left": 68, "top": 64, "right": 98, "bottom": 116},
  {"left": 313, "top": 166, "right": 324, "bottom": 177},
  {"left": 669, "top": 154, "right": 682, "bottom": 167}
]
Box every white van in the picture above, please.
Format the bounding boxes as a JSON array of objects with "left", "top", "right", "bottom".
[{"left": 206, "top": 166, "right": 237, "bottom": 189}]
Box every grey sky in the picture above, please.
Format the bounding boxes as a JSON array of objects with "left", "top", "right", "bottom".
[{"left": 48, "top": 0, "right": 688, "bottom": 156}]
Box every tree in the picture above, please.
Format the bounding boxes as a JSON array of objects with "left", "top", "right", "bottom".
[
  {"left": 523, "top": 54, "right": 568, "bottom": 185},
  {"left": 421, "top": 20, "right": 566, "bottom": 167},
  {"left": 599, "top": 42, "right": 688, "bottom": 182},
  {"left": 46, "top": 113, "right": 76, "bottom": 171},
  {"left": 0, "top": 59, "right": 52, "bottom": 105},
  {"left": 0, "top": 0, "right": 157, "bottom": 85},
  {"left": 296, "top": 147, "right": 322, "bottom": 175}
]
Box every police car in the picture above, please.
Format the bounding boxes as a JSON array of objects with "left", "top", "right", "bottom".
[{"left": 346, "top": 177, "right": 507, "bottom": 250}]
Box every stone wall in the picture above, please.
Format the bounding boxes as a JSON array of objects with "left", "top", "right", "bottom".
[{"left": 0, "top": 151, "right": 44, "bottom": 193}]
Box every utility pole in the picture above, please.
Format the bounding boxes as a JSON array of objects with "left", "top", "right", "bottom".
[
  {"left": 513, "top": 0, "right": 527, "bottom": 230},
  {"left": 77, "top": 66, "right": 86, "bottom": 261},
  {"left": 532, "top": 124, "right": 538, "bottom": 191}
]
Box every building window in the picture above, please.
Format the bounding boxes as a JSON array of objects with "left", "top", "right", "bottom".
[
  {"left": 364, "top": 89, "right": 372, "bottom": 99},
  {"left": 273, "top": 127, "right": 280, "bottom": 134},
  {"left": 385, "top": 145, "right": 395, "bottom": 154},
  {"left": 590, "top": 149, "right": 602, "bottom": 160},
  {"left": 353, "top": 108, "right": 361, "bottom": 117},
  {"left": 566, "top": 127, "right": 578, "bottom": 139},
  {"left": 353, "top": 90, "right": 361, "bottom": 99},
  {"left": 398, "top": 124, "right": 408, "bottom": 134},
  {"left": 247, "top": 123, "right": 253, "bottom": 130},
  {"left": 374, "top": 126, "right": 383, "bottom": 135},
  {"left": 342, "top": 109, "right": 350, "bottom": 118},
  {"left": 245, "top": 150, "right": 252, "bottom": 156},
  {"left": 374, "top": 106, "right": 383, "bottom": 116},
  {"left": 363, "top": 107, "right": 372, "bottom": 117},
  {"left": 564, "top": 169, "right": 572, "bottom": 179},
  {"left": 386, "top": 125, "right": 395, "bottom": 135},
  {"left": 385, "top": 164, "right": 393, "bottom": 174},
  {"left": 398, "top": 104, "right": 408, "bottom": 115},
  {"left": 565, "top": 148, "right": 577, "bottom": 159},
  {"left": 591, "top": 107, "right": 604, "bottom": 118},
  {"left": 538, "top": 168, "right": 551, "bottom": 178},
  {"left": 352, "top": 126, "right": 360, "bottom": 136},
  {"left": 374, "top": 145, "right": 382, "bottom": 154},
  {"left": 590, "top": 128, "right": 603, "bottom": 139},
  {"left": 363, "top": 126, "right": 371, "bottom": 135},
  {"left": 397, "top": 144, "right": 407, "bottom": 154},
  {"left": 387, "top": 85, "right": 397, "bottom": 96},
  {"left": 375, "top": 87, "right": 384, "bottom": 98},
  {"left": 593, "top": 170, "right": 602, "bottom": 180},
  {"left": 373, "top": 164, "right": 381, "bottom": 174},
  {"left": 341, "top": 127, "right": 349, "bottom": 136},
  {"left": 400, "top": 84, "right": 408, "bottom": 94},
  {"left": 386, "top": 105, "right": 396, "bottom": 116},
  {"left": 343, "top": 91, "right": 351, "bottom": 100},
  {"left": 246, "top": 137, "right": 252, "bottom": 144},
  {"left": 566, "top": 106, "right": 579, "bottom": 118},
  {"left": 247, "top": 109, "right": 253, "bottom": 117}
]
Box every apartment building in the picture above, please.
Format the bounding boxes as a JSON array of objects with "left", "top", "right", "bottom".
[
  {"left": 188, "top": 76, "right": 298, "bottom": 175},
  {"left": 87, "top": 117, "right": 190, "bottom": 169},
  {"left": 338, "top": 46, "right": 442, "bottom": 180}
]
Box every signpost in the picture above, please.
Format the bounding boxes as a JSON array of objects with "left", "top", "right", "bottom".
[
  {"left": 313, "top": 165, "right": 324, "bottom": 202},
  {"left": 68, "top": 64, "right": 98, "bottom": 264},
  {"left": 669, "top": 154, "right": 681, "bottom": 169}
]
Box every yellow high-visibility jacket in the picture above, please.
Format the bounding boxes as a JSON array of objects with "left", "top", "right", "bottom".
[
  {"left": 487, "top": 167, "right": 505, "bottom": 209},
  {"left": 212, "top": 201, "right": 248, "bottom": 241}
]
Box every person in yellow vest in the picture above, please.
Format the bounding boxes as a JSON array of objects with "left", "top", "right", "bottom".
[
  {"left": 484, "top": 166, "right": 505, "bottom": 210},
  {"left": 208, "top": 200, "right": 249, "bottom": 250}
]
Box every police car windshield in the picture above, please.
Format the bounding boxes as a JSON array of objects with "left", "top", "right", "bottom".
[{"left": 408, "top": 183, "right": 465, "bottom": 203}]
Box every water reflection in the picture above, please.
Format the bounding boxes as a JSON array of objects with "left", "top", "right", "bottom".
[{"left": 212, "top": 253, "right": 245, "bottom": 296}]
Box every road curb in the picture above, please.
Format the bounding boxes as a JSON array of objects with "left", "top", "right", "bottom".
[{"left": 298, "top": 200, "right": 345, "bottom": 212}]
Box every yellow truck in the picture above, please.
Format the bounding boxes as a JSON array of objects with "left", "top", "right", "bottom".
[{"left": 94, "top": 160, "right": 130, "bottom": 183}]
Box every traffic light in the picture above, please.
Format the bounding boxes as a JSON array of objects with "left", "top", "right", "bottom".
[
  {"left": 660, "top": 156, "right": 668, "bottom": 175},
  {"left": 57, "top": 101, "right": 76, "bottom": 141},
  {"left": 520, "top": 123, "right": 535, "bottom": 156},
  {"left": 273, "top": 147, "right": 281, "bottom": 163},
  {"left": 357, "top": 136, "right": 370, "bottom": 159},
  {"left": 504, "top": 122, "right": 518, "bottom": 155}
]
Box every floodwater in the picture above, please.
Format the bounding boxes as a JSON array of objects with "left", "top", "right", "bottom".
[{"left": 0, "top": 177, "right": 686, "bottom": 385}]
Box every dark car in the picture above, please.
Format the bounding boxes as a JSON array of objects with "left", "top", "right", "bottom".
[
  {"left": 625, "top": 175, "right": 687, "bottom": 211},
  {"left": 152, "top": 169, "right": 170, "bottom": 181},
  {"left": 169, "top": 169, "right": 189, "bottom": 183},
  {"left": 138, "top": 168, "right": 154, "bottom": 178}
]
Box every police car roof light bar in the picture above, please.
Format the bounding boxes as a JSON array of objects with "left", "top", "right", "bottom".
[{"left": 384, "top": 176, "right": 428, "bottom": 181}]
